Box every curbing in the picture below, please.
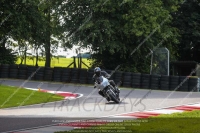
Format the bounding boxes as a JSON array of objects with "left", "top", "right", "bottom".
[{"left": 11, "top": 102, "right": 200, "bottom": 133}]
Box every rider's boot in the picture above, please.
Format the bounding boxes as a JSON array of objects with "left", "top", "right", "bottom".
[
  {"left": 115, "top": 87, "right": 120, "bottom": 101},
  {"left": 115, "top": 86, "right": 120, "bottom": 93}
]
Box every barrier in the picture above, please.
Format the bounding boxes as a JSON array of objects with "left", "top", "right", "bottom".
[
  {"left": 122, "top": 72, "right": 132, "bottom": 87},
  {"left": 53, "top": 67, "right": 63, "bottom": 82},
  {"left": 131, "top": 73, "right": 141, "bottom": 88},
  {"left": 0, "top": 64, "right": 199, "bottom": 92},
  {"left": 141, "top": 74, "right": 150, "bottom": 89},
  {"left": 35, "top": 67, "right": 44, "bottom": 81},
  {"left": 9, "top": 64, "right": 19, "bottom": 79},
  {"left": 70, "top": 68, "right": 80, "bottom": 83},
  {"left": 150, "top": 74, "right": 160, "bottom": 90},
  {"left": 197, "top": 78, "right": 200, "bottom": 92},
  {"left": 79, "top": 69, "right": 88, "bottom": 84},
  {"left": 0, "top": 64, "right": 9, "bottom": 78},
  {"left": 61, "top": 68, "right": 71, "bottom": 83},
  {"left": 160, "top": 75, "right": 169, "bottom": 90},
  {"left": 86, "top": 69, "right": 94, "bottom": 85},
  {"left": 18, "top": 65, "right": 27, "bottom": 79}
]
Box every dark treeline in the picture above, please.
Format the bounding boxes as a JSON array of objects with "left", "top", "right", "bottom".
[{"left": 0, "top": 0, "right": 199, "bottom": 73}]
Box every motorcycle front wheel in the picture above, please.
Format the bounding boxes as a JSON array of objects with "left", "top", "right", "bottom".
[{"left": 107, "top": 89, "right": 120, "bottom": 104}]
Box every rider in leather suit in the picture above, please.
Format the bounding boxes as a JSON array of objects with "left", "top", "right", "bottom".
[{"left": 92, "top": 67, "right": 120, "bottom": 101}]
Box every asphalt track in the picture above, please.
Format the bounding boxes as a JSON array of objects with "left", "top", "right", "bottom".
[{"left": 0, "top": 79, "right": 200, "bottom": 132}]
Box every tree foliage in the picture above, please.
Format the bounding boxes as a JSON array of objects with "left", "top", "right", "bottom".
[
  {"left": 0, "top": 0, "right": 66, "bottom": 67},
  {"left": 60, "top": 0, "right": 181, "bottom": 72},
  {"left": 0, "top": 0, "right": 199, "bottom": 72},
  {"left": 172, "top": 0, "right": 200, "bottom": 62}
]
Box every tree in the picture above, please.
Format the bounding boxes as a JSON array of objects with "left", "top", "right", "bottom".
[
  {"left": 0, "top": 0, "right": 27, "bottom": 64},
  {"left": 172, "top": 0, "right": 200, "bottom": 62},
  {"left": 0, "top": 46, "right": 17, "bottom": 64},
  {"left": 37, "top": 0, "right": 67, "bottom": 67},
  {"left": 0, "top": 0, "right": 65, "bottom": 67},
  {"left": 0, "top": 0, "right": 48, "bottom": 65},
  {"left": 60, "top": 0, "right": 181, "bottom": 72}
]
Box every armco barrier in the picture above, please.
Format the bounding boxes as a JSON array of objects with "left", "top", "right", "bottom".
[{"left": 0, "top": 64, "right": 199, "bottom": 92}]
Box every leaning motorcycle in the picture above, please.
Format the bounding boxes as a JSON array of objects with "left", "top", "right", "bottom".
[{"left": 94, "top": 76, "right": 120, "bottom": 103}]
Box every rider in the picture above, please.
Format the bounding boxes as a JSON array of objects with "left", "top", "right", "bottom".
[{"left": 92, "top": 67, "right": 120, "bottom": 101}]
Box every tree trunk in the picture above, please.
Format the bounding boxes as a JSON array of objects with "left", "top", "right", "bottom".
[
  {"left": 24, "top": 46, "right": 27, "bottom": 65},
  {"left": 45, "top": 35, "right": 51, "bottom": 67},
  {"left": 20, "top": 57, "right": 24, "bottom": 65},
  {"left": 45, "top": 7, "right": 51, "bottom": 67},
  {"left": 35, "top": 47, "right": 39, "bottom": 67},
  {"left": 32, "top": 57, "right": 34, "bottom": 65},
  {"left": 2, "top": 38, "right": 7, "bottom": 48}
]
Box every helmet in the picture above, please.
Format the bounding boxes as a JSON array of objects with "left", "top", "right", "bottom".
[{"left": 94, "top": 67, "right": 101, "bottom": 76}]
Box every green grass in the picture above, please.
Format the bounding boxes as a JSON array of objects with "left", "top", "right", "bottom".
[
  {"left": 0, "top": 85, "right": 64, "bottom": 108},
  {"left": 16, "top": 57, "right": 92, "bottom": 68},
  {"left": 56, "top": 111, "right": 200, "bottom": 133}
]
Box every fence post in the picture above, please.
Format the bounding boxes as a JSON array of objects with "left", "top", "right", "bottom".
[
  {"left": 80, "top": 57, "right": 82, "bottom": 69},
  {"left": 77, "top": 57, "right": 80, "bottom": 69},
  {"left": 74, "top": 56, "right": 76, "bottom": 68}
]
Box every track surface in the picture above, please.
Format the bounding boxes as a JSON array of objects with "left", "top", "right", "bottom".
[{"left": 0, "top": 79, "right": 200, "bottom": 132}]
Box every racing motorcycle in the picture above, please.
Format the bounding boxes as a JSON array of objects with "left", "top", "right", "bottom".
[{"left": 94, "top": 76, "right": 120, "bottom": 103}]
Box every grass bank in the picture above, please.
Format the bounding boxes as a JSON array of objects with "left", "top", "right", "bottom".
[
  {"left": 0, "top": 85, "right": 64, "bottom": 108},
  {"left": 56, "top": 110, "right": 200, "bottom": 133}
]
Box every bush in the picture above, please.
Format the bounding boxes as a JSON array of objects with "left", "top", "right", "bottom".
[{"left": 0, "top": 46, "right": 17, "bottom": 64}]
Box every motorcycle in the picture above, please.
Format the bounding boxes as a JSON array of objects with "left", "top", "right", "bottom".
[{"left": 94, "top": 76, "right": 120, "bottom": 103}]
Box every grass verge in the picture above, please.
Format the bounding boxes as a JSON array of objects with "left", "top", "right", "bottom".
[
  {"left": 16, "top": 57, "right": 92, "bottom": 68},
  {"left": 0, "top": 85, "right": 64, "bottom": 108},
  {"left": 56, "top": 110, "right": 200, "bottom": 133}
]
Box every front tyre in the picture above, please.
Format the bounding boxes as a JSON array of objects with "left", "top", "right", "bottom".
[{"left": 108, "top": 91, "right": 120, "bottom": 104}]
